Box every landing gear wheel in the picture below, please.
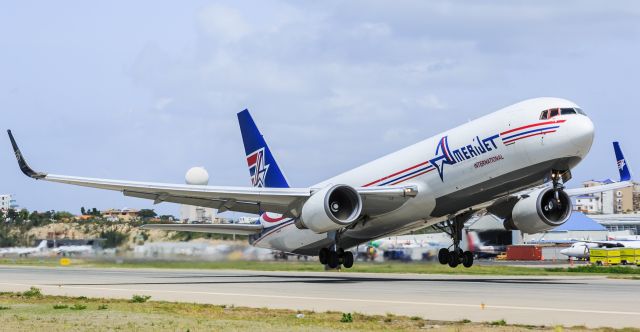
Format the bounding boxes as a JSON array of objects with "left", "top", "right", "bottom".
[
  {"left": 327, "top": 251, "right": 340, "bottom": 269},
  {"left": 319, "top": 248, "right": 330, "bottom": 265},
  {"left": 342, "top": 251, "right": 354, "bottom": 268},
  {"left": 438, "top": 248, "right": 449, "bottom": 265},
  {"left": 448, "top": 251, "right": 460, "bottom": 268},
  {"left": 462, "top": 251, "right": 474, "bottom": 268}
]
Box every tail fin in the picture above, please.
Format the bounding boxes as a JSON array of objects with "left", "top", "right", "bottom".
[
  {"left": 613, "top": 142, "right": 632, "bottom": 181},
  {"left": 37, "top": 240, "right": 48, "bottom": 250},
  {"left": 237, "top": 109, "right": 290, "bottom": 188}
]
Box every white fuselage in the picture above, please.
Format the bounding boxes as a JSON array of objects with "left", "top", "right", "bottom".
[
  {"left": 252, "top": 97, "right": 595, "bottom": 255},
  {"left": 561, "top": 241, "right": 640, "bottom": 259}
]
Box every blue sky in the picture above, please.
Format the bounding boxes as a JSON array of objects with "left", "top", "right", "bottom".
[{"left": 1, "top": 1, "right": 639, "bottom": 216}]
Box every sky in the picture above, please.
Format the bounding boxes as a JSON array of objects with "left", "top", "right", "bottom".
[{"left": 1, "top": 1, "right": 639, "bottom": 217}]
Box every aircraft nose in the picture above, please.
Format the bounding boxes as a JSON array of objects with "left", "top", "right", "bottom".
[
  {"left": 560, "top": 248, "right": 569, "bottom": 256},
  {"left": 569, "top": 115, "right": 595, "bottom": 159}
]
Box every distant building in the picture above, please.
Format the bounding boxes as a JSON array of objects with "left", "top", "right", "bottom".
[
  {"left": 574, "top": 180, "right": 639, "bottom": 214},
  {"left": 0, "top": 194, "right": 17, "bottom": 211},
  {"left": 589, "top": 214, "right": 640, "bottom": 235},
  {"left": 102, "top": 208, "right": 139, "bottom": 222}
]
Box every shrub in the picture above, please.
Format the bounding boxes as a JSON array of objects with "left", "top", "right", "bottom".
[
  {"left": 130, "top": 294, "right": 151, "bottom": 303},
  {"left": 490, "top": 319, "right": 507, "bottom": 326},
  {"left": 98, "top": 304, "right": 108, "bottom": 310},
  {"left": 52, "top": 304, "right": 68, "bottom": 309},
  {"left": 70, "top": 304, "right": 87, "bottom": 310},
  {"left": 0, "top": 306, "right": 10, "bottom": 310},
  {"left": 340, "top": 312, "right": 353, "bottom": 323},
  {"left": 22, "top": 287, "right": 42, "bottom": 298}
]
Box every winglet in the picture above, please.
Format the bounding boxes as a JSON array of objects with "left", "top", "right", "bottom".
[
  {"left": 613, "top": 141, "right": 632, "bottom": 182},
  {"left": 7, "top": 130, "right": 47, "bottom": 179}
]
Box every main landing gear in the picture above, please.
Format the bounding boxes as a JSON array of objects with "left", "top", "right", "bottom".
[
  {"left": 318, "top": 230, "right": 354, "bottom": 269},
  {"left": 319, "top": 247, "right": 354, "bottom": 269},
  {"left": 435, "top": 212, "right": 474, "bottom": 268}
]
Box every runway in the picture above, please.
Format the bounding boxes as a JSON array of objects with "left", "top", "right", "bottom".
[{"left": 0, "top": 266, "right": 638, "bottom": 328}]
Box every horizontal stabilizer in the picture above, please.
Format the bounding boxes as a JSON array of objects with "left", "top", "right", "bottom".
[{"left": 141, "top": 223, "right": 263, "bottom": 235}]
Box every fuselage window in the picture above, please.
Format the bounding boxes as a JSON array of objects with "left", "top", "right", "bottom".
[
  {"left": 561, "top": 108, "right": 577, "bottom": 115},
  {"left": 540, "top": 110, "right": 548, "bottom": 120}
]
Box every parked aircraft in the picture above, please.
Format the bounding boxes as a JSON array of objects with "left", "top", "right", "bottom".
[
  {"left": 0, "top": 240, "right": 48, "bottom": 257},
  {"left": 9, "top": 97, "right": 633, "bottom": 269},
  {"left": 560, "top": 240, "right": 640, "bottom": 259},
  {"left": 52, "top": 244, "right": 94, "bottom": 256},
  {"left": 466, "top": 231, "right": 506, "bottom": 258}
]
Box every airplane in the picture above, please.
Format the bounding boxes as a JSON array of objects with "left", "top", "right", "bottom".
[
  {"left": 560, "top": 240, "right": 640, "bottom": 259},
  {"left": 52, "top": 244, "right": 94, "bottom": 256},
  {"left": 466, "top": 230, "right": 506, "bottom": 259},
  {"left": 8, "top": 97, "right": 634, "bottom": 269},
  {"left": 0, "top": 240, "right": 48, "bottom": 257}
]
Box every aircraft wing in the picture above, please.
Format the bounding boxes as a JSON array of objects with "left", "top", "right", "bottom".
[
  {"left": 565, "top": 180, "right": 633, "bottom": 196},
  {"left": 141, "top": 223, "right": 264, "bottom": 235},
  {"left": 8, "top": 130, "right": 417, "bottom": 219}
]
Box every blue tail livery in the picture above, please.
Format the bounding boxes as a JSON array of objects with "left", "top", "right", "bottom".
[
  {"left": 237, "top": 109, "right": 291, "bottom": 228},
  {"left": 613, "top": 141, "right": 632, "bottom": 181},
  {"left": 237, "top": 109, "right": 290, "bottom": 188}
]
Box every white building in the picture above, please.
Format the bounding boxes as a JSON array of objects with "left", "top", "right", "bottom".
[
  {"left": 180, "top": 167, "right": 217, "bottom": 223},
  {"left": 0, "top": 194, "right": 17, "bottom": 211},
  {"left": 574, "top": 179, "right": 638, "bottom": 214}
]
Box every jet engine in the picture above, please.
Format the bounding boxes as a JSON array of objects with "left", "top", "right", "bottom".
[
  {"left": 298, "top": 184, "right": 362, "bottom": 233},
  {"left": 503, "top": 187, "right": 572, "bottom": 234}
]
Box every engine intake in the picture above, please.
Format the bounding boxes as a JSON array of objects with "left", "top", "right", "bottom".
[
  {"left": 504, "top": 187, "right": 572, "bottom": 234},
  {"left": 299, "top": 184, "right": 362, "bottom": 233}
]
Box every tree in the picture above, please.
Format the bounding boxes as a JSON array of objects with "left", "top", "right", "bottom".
[
  {"left": 138, "top": 209, "right": 157, "bottom": 219},
  {"left": 81, "top": 207, "right": 86, "bottom": 215},
  {"left": 53, "top": 211, "right": 74, "bottom": 221}
]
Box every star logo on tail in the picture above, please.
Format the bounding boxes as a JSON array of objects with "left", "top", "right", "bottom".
[{"left": 246, "top": 148, "right": 270, "bottom": 188}]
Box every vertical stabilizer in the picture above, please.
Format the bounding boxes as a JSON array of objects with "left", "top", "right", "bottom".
[
  {"left": 237, "top": 109, "right": 290, "bottom": 188},
  {"left": 613, "top": 142, "right": 632, "bottom": 181}
]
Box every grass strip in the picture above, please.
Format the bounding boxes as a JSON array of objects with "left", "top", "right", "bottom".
[{"left": 0, "top": 289, "right": 636, "bottom": 331}]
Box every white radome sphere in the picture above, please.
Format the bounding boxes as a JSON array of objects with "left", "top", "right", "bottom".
[{"left": 185, "top": 166, "right": 209, "bottom": 185}]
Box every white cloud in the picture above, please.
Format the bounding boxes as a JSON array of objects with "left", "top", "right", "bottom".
[{"left": 197, "top": 4, "right": 251, "bottom": 43}]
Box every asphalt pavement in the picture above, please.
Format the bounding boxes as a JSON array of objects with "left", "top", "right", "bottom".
[{"left": 0, "top": 265, "right": 638, "bottom": 328}]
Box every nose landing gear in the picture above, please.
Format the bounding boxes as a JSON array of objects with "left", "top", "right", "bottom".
[{"left": 435, "top": 212, "right": 474, "bottom": 268}]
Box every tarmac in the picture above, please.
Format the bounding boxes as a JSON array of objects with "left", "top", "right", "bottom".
[{"left": 0, "top": 265, "right": 639, "bottom": 328}]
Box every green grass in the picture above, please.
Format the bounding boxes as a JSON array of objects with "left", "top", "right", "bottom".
[
  {"left": 0, "top": 291, "right": 635, "bottom": 331},
  {"left": 1, "top": 257, "right": 639, "bottom": 276}
]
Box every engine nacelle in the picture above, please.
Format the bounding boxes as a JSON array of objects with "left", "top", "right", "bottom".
[
  {"left": 504, "top": 187, "right": 572, "bottom": 234},
  {"left": 299, "top": 184, "right": 362, "bottom": 233}
]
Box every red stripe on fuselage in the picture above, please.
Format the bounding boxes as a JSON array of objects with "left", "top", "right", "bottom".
[
  {"left": 500, "top": 120, "right": 565, "bottom": 136},
  {"left": 502, "top": 130, "right": 556, "bottom": 145},
  {"left": 389, "top": 167, "right": 435, "bottom": 185},
  {"left": 262, "top": 213, "right": 285, "bottom": 223},
  {"left": 362, "top": 161, "right": 430, "bottom": 187}
]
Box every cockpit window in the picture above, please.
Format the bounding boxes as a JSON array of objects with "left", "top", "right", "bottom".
[
  {"left": 539, "top": 107, "right": 586, "bottom": 120},
  {"left": 539, "top": 110, "right": 548, "bottom": 120}
]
